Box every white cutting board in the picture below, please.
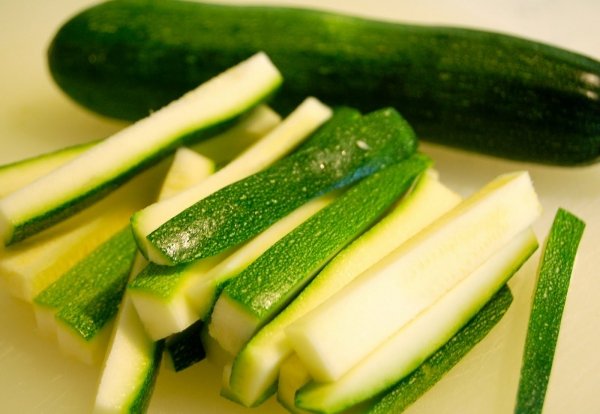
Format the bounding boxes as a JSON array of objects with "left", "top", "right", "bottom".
[{"left": 0, "top": 1, "right": 598, "bottom": 413}]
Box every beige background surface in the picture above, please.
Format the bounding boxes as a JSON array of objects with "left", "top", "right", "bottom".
[{"left": 0, "top": 1, "right": 598, "bottom": 413}]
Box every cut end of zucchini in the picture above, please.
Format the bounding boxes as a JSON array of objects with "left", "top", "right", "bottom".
[
  {"left": 278, "top": 354, "right": 313, "bottom": 414},
  {"left": 157, "top": 149, "right": 215, "bottom": 200},
  {"left": 55, "top": 319, "right": 115, "bottom": 365},
  {"left": 94, "top": 297, "right": 162, "bottom": 413},
  {"left": 209, "top": 295, "right": 261, "bottom": 355},
  {"left": 128, "top": 288, "right": 197, "bottom": 341}
]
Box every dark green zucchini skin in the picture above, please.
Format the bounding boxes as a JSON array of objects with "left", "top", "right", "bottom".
[{"left": 48, "top": 0, "right": 600, "bottom": 165}]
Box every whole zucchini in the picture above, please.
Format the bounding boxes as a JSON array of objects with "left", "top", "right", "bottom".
[{"left": 48, "top": 0, "right": 600, "bottom": 165}]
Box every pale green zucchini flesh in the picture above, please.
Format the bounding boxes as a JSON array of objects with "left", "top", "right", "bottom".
[
  {"left": 118, "top": 148, "right": 217, "bottom": 340},
  {"left": 294, "top": 229, "right": 538, "bottom": 413},
  {"left": 286, "top": 171, "right": 541, "bottom": 382},
  {"left": 93, "top": 297, "right": 164, "bottom": 414},
  {"left": 365, "top": 285, "right": 514, "bottom": 414},
  {"left": 128, "top": 253, "right": 226, "bottom": 340},
  {"left": 155, "top": 148, "right": 215, "bottom": 200},
  {"left": 0, "top": 52, "right": 282, "bottom": 246},
  {"left": 0, "top": 140, "right": 96, "bottom": 198},
  {"left": 225, "top": 172, "right": 462, "bottom": 407},
  {"left": 278, "top": 355, "right": 313, "bottom": 414},
  {"left": 515, "top": 208, "right": 585, "bottom": 414},
  {"left": 131, "top": 97, "right": 331, "bottom": 263},
  {"left": 191, "top": 104, "right": 281, "bottom": 166}
]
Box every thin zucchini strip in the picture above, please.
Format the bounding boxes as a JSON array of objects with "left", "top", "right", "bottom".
[
  {"left": 515, "top": 208, "right": 585, "bottom": 414},
  {"left": 93, "top": 149, "right": 217, "bottom": 412},
  {"left": 286, "top": 171, "right": 541, "bottom": 383},
  {"left": 148, "top": 107, "right": 418, "bottom": 265},
  {"left": 191, "top": 104, "right": 281, "bottom": 166},
  {"left": 210, "top": 155, "right": 431, "bottom": 358},
  {"left": 226, "top": 171, "right": 461, "bottom": 407},
  {"left": 364, "top": 285, "right": 515, "bottom": 414},
  {"left": 0, "top": 160, "right": 166, "bottom": 302},
  {"left": 294, "top": 230, "right": 538, "bottom": 413},
  {"left": 0, "top": 52, "right": 282, "bottom": 246},
  {"left": 37, "top": 227, "right": 139, "bottom": 364},
  {"left": 0, "top": 140, "right": 96, "bottom": 197},
  {"left": 131, "top": 97, "right": 331, "bottom": 263},
  {"left": 129, "top": 194, "right": 333, "bottom": 341}
]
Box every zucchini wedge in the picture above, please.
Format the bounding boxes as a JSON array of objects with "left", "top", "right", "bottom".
[
  {"left": 209, "top": 155, "right": 431, "bottom": 358},
  {"left": 286, "top": 171, "right": 541, "bottom": 382},
  {"left": 48, "top": 0, "right": 600, "bottom": 164},
  {"left": 148, "top": 107, "right": 418, "bottom": 265},
  {"left": 225, "top": 172, "right": 461, "bottom": 407},
  {"left": 131, "top": 97, "right": 331, "bottom": 263},
  {"left": 0, "top": 52, "right": 282, "bottom": 246},
  {"left": 155, "top": 148, "right": 215, "bottom": 201},
  {"left": 515, "top": 208, "right": 585, "bottom": 414},
  {"left": 294, "top": 230, "right": 538, "bottom": 413}
]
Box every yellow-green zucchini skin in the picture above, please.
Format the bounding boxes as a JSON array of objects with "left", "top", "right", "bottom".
[{"left": 48, "top": 0, "right": 600, "bottom": 165}]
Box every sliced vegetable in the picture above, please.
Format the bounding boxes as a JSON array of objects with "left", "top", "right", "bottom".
[
  {"left": 34, "top": 227, "right": 138, "bottom": 364},
  {"left": 515, "top": 208, "right": 585, "bottom": 414},
  {"left": 278, "top": 355, "right": 313, "bottom": 414},
  {"left": 93, "top": 148, "right": 216, "bottom": 412},
  {"left": 0, "top": 52, "right": 282, "bottom": 246},
  {"left": 0, "top": 160, "right": 165, "bottom": 302},
  {"left": 155, "top": 148, "right": 215, "bottom": 200},
  {"left": 365, "top": 285, "right": 514, "bottom": 414},
  {"left": 129, "top": 194, "right": 332, "bottom": 340},
  {"left": 202, "top": 323, "right": 234, "bottom": 371},
  {"left": 191, "top": 104, "right": 281, "bottom": 166},
  {"left": 286, "top": 171, "right": 541, "bottom": 382},
  {"left": 48, "top": 0, "right": 600, "bottom": 164},
  {"left": 225, "top": 171, "right": 461, "bottom": 407},
  {"left": 93, "top": 296, "right": 164, "bottom": 414},
  {"left": 294, "top": 229, "right": 538, "bottom": 413},
  {"left": 148, "top": 107, "right": 418, "bottom": 265},
  {"left": 131, "top": 97, "right": 331, "bottom": 263},
  {"left": 210, "top": 155, "right": 430, "bottom": 358},
  {"left": 0, "top": 140, "right": 96, "bottom": 198}
]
